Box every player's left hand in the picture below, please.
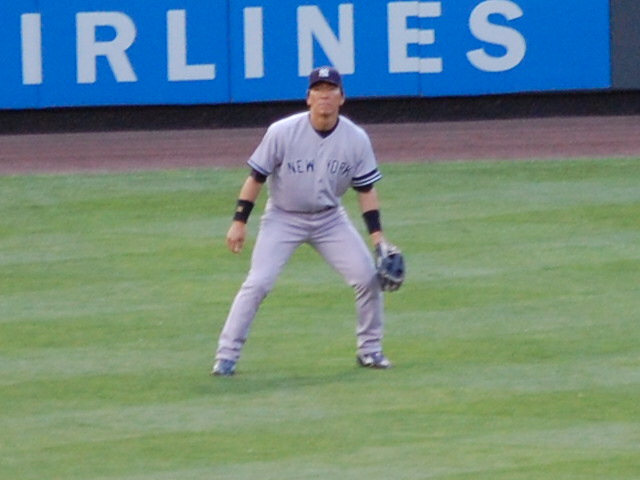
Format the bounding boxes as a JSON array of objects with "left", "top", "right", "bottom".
[{"left": 375, "top": 240, "right": 405, "bottom": 291}]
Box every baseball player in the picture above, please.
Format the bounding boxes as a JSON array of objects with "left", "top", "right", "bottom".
[{"left": 212, "top": 66, "right": 394, "bottom": 376}]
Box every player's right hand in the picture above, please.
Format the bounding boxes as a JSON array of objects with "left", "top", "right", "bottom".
[{"left": 226, "top": 221, "right": 247, "bottom": 254}]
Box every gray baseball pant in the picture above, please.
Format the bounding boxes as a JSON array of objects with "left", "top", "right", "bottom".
[{"left": 215, "top": 204, "right": 384, "bottom": 362}]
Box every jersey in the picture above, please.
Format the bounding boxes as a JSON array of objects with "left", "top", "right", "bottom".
[{"left": 247, "top": 112, "right": 382, "bottom": 213}]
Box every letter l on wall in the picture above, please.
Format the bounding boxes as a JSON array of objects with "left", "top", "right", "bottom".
[{"left": 167, "top": 10, "right": 216, "bottom": 81}]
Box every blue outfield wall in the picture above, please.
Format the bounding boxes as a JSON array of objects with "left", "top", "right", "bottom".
[{"left": 0, "top": 0, "right": 611, "bottom": 109}]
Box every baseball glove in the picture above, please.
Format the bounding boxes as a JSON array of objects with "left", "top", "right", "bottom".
[{"left": 375, "top": 241, "right": 405, "bottom": 292}]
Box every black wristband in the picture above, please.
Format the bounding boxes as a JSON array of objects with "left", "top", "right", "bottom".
[
  {"left": 233, "top": 199, "right": 255, "bottom": 223},
  {"left": 362, "top": 209, "right": 382, "bottom": 234}
]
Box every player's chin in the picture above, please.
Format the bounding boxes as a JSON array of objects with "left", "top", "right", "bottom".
[
  {"left": 317, "top": 106, "right": 338, "bottom": 117},
  {"left": 316, "top": 101, "right": 336, "bottom": 110}
]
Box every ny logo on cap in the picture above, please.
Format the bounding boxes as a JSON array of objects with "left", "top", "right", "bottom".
[{"left": 319, "top": 67, "right": 330, "bottom": 78}]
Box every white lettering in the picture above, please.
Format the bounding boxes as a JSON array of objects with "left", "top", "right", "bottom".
[
  {"left": 167, "top": 10, "right": 215, "bottom": 82},
  {"left": 5, "top": 3, "right": 531, "bottom": 100},
  {"left": 76, "top": 12, "right": 137, "bottom": 84},
  {"left": 21, "top": 14, "right": 43, "bottom": 85},
  {"left": 297, "top": 4, "right": 355, "bottom": 76},
  {"left": 467, "top": 0, "right": 526, "bottom": 72},
  {"left": 244, "top": 7, "right": 264, "bottom": 79},
  {"left": 388, "top": 2, "right": 442, "bottom": 74}
]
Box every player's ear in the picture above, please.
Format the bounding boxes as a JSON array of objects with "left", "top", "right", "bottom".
[
  {"left": 306, "top": 89, "right": 312, "bottom": 106},
  {"left": 339, "top": 90, "right": 346, "bottom": 106}
]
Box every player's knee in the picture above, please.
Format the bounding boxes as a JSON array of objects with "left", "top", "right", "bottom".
[
  {"left": 242, "top": 274, "right": 276, "bottom": 299},
  {"left": 351, "top": 270, "right": 380, "bottom": 293}
]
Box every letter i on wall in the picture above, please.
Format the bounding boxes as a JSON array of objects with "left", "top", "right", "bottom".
[{"left": 21, "top": 13, "right": 43, "bottom": 85}]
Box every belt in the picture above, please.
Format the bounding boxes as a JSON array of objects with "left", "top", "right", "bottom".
[{"left": 282, "top": 205, "right": 337, "bottom": 214}]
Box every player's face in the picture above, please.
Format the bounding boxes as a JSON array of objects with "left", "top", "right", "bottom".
[{"left": 307, "top": 82, "right": 345, "bottom": 117}]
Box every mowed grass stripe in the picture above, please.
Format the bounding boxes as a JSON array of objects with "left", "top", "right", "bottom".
[{"left": 1, "top": 159, "right": 639, "bottom": 479}]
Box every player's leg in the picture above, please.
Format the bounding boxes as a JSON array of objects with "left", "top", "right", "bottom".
[
  {"left": 215, "top": 211, "right": 304, "bottom": 363},
  {"left": 311, "top": 208, "right": 384, "bottom": 357}
]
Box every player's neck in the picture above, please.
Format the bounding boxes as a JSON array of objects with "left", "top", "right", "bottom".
[{"left": 309, "top": 112, "right": 339, "bottom": 132}]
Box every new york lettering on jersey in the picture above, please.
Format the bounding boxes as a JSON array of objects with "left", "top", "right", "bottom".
[{"left": 249, "top": 113, "right": 373, "bottom": 212}]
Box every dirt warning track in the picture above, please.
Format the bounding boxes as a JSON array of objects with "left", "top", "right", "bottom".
[{"left": 2, "top": 115, "right": 640, "bottom": 175}]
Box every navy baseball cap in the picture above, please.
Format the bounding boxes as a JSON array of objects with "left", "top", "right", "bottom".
[{"left": 308, "top": 66, "right": 342, "bottom": 89}]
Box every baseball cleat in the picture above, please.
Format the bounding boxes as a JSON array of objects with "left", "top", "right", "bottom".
[
  {"left": 211, "top": 359, "right": 236, "bottom": 376},
  {"left": 357, "top": 351, "right": 392, "bottom": 369}
]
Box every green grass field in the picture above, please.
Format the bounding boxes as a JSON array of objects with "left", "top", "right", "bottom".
[{"left": 1, "top": 158, "right": 639, "bottom": 479}]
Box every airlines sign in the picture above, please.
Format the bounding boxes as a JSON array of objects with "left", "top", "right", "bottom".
[{"left": 0, "top": 0, "right": 611, "bottom": 109}]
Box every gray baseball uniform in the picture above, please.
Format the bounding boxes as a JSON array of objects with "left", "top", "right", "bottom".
[{"left": 214, "top": 112, "right": 385, "bottom": 363}]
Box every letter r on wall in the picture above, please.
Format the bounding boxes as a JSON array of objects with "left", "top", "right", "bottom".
[{"left": 77, "top": 12, "right": 138, "bottom": 84}]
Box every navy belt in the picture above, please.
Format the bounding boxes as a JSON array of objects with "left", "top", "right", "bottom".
[{"left": 284, "top": 205, "right": 336, "bottom": 214}]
